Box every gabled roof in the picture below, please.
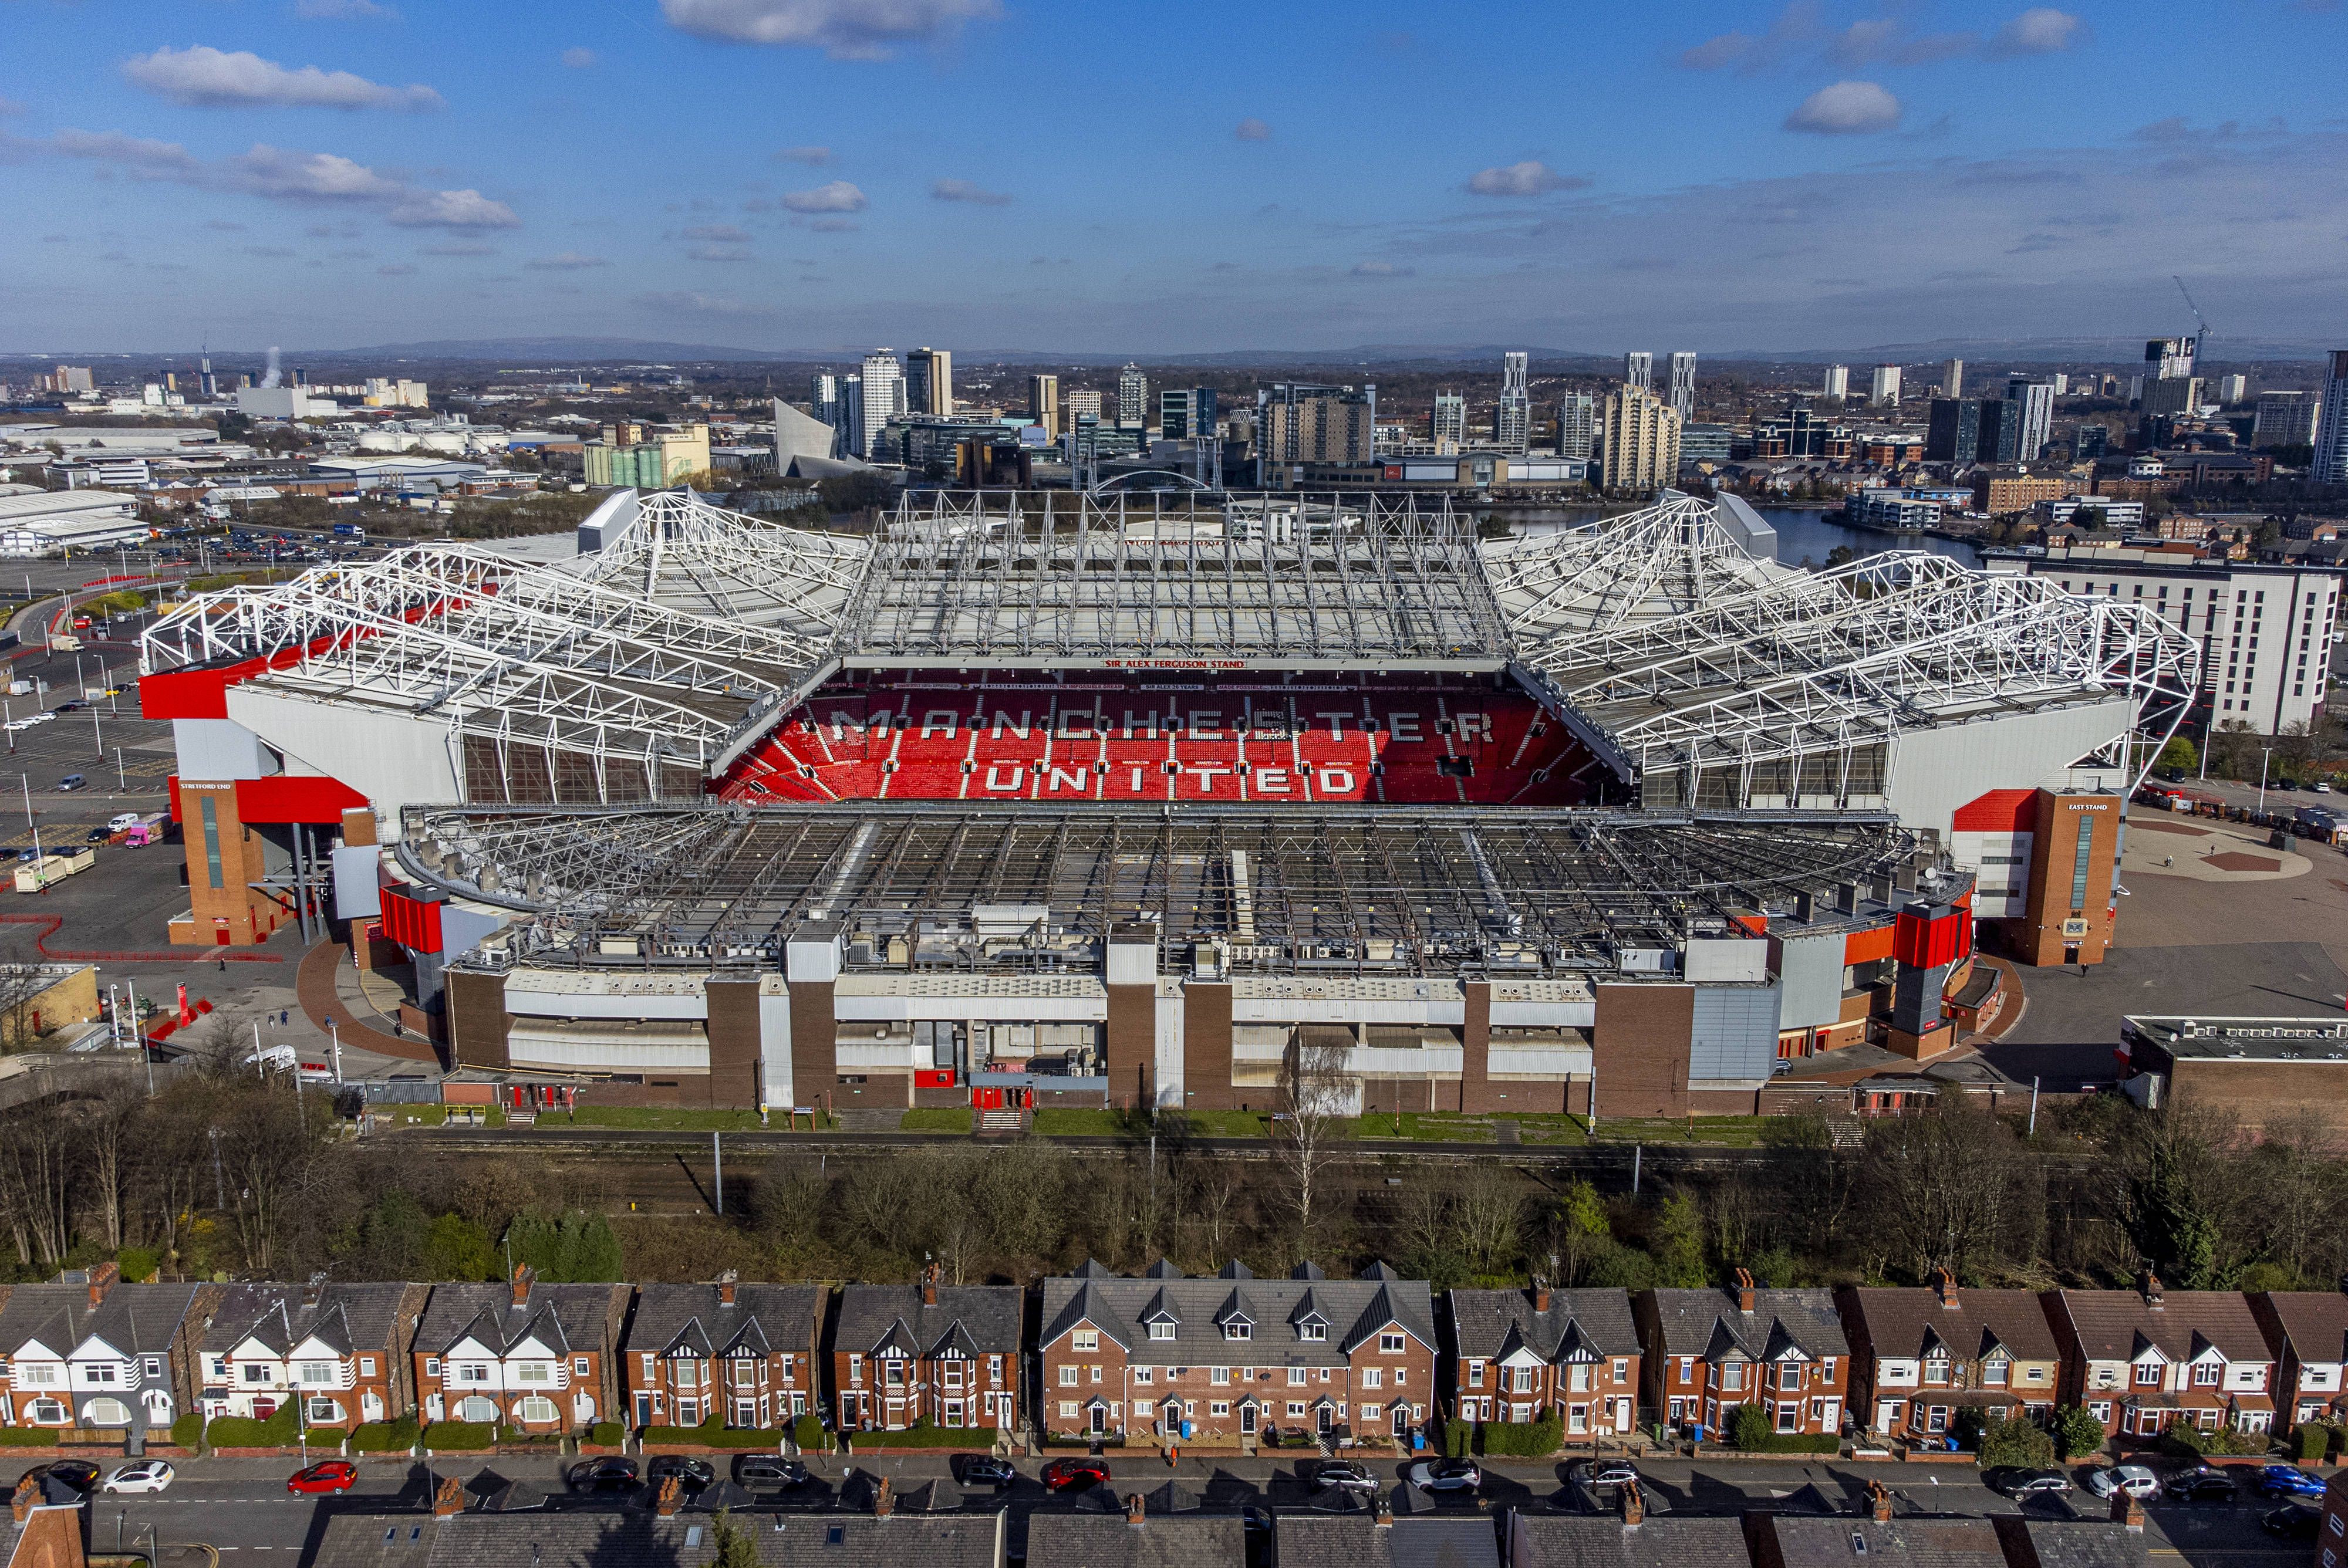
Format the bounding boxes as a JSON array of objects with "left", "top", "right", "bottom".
[
  {"left": 0, "top": 1281, "right": 207, "bottom": 1362},
  {"left": 1502, "top": 1513, "right": 1747, "bottom": 1568},
  {"left": 1448, "top": 1287, "right": 1639, "bottom": 1363},
  {"left": 2051, "top": 1289, "right": 2270, "bottom": 1366},
  {"left": 2252, "top": 1290, "right": 2348, "bottom": 1367},
  {"left": 1839, "top": 1287, "right": 2061, "bottom": 1368},
  {"left": 834, "top": 1285, "right": 1022, "bottom": 1360},
  {"left": 201, "top": 1282, "right": 424, "bottom": 1360},
  {"left": 1038, "top": 1261, "right": 1436, "bottom": 1370},
  {"left": 414, "top": 1282, "right": 626, "bottom": 1359},
  {"left": 618, "top": 1282, "right": 822, "bottom": 1361},
  {"left": 1276, "top": 1513, "right": 1502, "bottom": 1568},
  {"left": 1041, "top": 1283, "right": 1132, "bottom": 1354},
  {"left": 1644, "top": 1287, "right": 1850, "bottom": 1363},
  {"left": 1026, "top": 1509, "right": 1243, "bottom": 1568}
]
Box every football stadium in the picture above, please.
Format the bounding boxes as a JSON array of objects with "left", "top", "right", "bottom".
[{"left": 140, "top": 488, "right": 2199, "bottom": 1118}]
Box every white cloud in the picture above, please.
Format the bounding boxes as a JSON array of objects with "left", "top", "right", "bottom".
[
  {"left": 1988, "top": 8, "right": 2084, "bottom": 56},
  {"left": 1466, "top": 160, "right": 1589, "bottom": 197},
  {"left": 49, "top": 128, "right": 201, "bottom": 177},
  {"left": 930, "top": 178, "right": 1011, "bottom": 206},
  {"left": 689, "top": 244, "right": 754, "bottom": 261},
  {"left": 296, "top": 0, "right": 398, "bottom": 16},
  {"left": 782, "top": 180, "right": 866, "bottom": 213},
  {"left": 524, "top": 252, "right": 608, "bottom": 270},
  {"left": 1235, "top": 117, "right": 1270, "bottom": 141},
  {"left": 658, "top": 0, "right": 1000, "bottom": 60},
  {"left": 560, "top": 46, "right": 597, "bottom": 69},
  {"left": 773, "top": 144, "right": 832, "bottom": 165},
  {"left": 1784, "top": 80, "right": 1902, "bottom": 134},
  {"left": 44, "top": 128, "right": 515, "bottom": 227},
  {"left": 229, "top": 144, "right": 404, "bottom": 200},
  {"left": 387, "top": 188, "right": 518, "bottom": 228},
  {"left": 123, "top": 46, "right": 443, "bottom": 110}
]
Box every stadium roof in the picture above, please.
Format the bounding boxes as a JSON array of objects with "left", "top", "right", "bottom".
[{"left": 403, "top": 801, "right": 1920, "bottom": 977}]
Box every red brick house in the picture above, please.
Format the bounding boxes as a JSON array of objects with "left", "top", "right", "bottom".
[
  {"left": 621, "top": 1273, "right": 824, "bottom": 1431},
  {"left": 198, "top": 1280, "right": 430, "bottom": 1432},
  {"left": 1639, "top": 1271, "right": 1850, "bottom": 1439},
  {"left": 1036, "top": 1259, "right": 1437, "bottom": 1446},
  {"left": 1836, "top": 1273, "right": 2062, "bottom": 1444},
  {"left": 1445, "top": 1280, "right": 1638, "bottom": 1438},
  {"left": 412, "top": 1268, "right": 628, "bottom": 1435},
  {"left": 2249, "top": 1290, "right": 2348, "bottom": 1427},
  {"left": 832, "top": 1266, "right": 1019, "bottom": 1436},
  {"left": 2044, "top": 1276, "right": 2276, "bottom": 1439}
]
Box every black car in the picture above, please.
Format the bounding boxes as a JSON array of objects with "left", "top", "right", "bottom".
[
  {"left": 2168, "top": 1473, "right": 2239, "bottom": 1504},
  {"left": 732, "top": 1455, "right": 811, "bottom": 1488},
  {"left": 566, "top": 1457, "right": 640, "bottom": 1494},
  {"left": 84, "top": 828, "right": 109, "bottom": 843},
  {"left": 645, "top": 1456, "right": 714, "bottom": 1496},
  {"left": 951, "top": 1454, "right": 1016, "bottom": 1489},
  {"left": 20, "top": 1461, "right": 101, "bottom": 1497},
  {"left": 2263, "top": 1505, "right": 2322, "bottom": 1542}
]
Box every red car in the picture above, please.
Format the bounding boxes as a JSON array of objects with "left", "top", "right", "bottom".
[
  {"left": 1041, "top": 1457, "right": 1111, "bottom": 1492},
  {"left": 286, "top": 1460, "right": 358, "bottom": 1496}
]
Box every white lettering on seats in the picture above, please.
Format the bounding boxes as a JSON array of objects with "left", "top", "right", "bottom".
[
  {"left": 983, "top": 765, "right": 1025, "bottom": 792},
  {"left": 1388, "top": 712, "right": 1423, "bottom": 742},
  {"left": 1256, "top": 768, "right": 1292, "bottom": 793},
  {"left": 1318, "top": 768, "right": 1356, "bottom": 794},
  {"left": 1455, "top": 712, "right": 1492, "bottom": 741},
  {"left": 921, "top": 711, "right": 960, "bottom": 739},
  {"left": 1315, "top": 712, "right": 1351, "bottom": 737}
]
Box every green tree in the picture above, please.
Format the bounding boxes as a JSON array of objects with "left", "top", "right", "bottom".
[
  {"left": 2052, "top": 1405, "right": 2106, "bottom": 1460},
  {"left": 1977, "top": 1415, "right": 2056, "bottom": 1468},
  {"left": 421, "top": 1213, "right": 499, "bottom": 1281},
  {"left": 2155, "top": 735, "right": 2198, "bottom": 773},
  {"left": 1652, "top": 1192, "right": 1707, "bottom": 1287},
  {"left": 707, "top": 1510, "right": 759, "bottom": 1568},
  {"left": 1728, "top": 1401, "right": 1772, "bottom": 1450},
  {"left": 2126, "top": 1120, "right": 2222, "bottom": 1289},
  {"left": 1551, "top": 1180, "right": 1611, "bottom": 1286}
]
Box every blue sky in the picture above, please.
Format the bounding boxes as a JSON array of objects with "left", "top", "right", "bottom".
[{"left": 2, "top": 0, "right": 2344, "bottom": 356}]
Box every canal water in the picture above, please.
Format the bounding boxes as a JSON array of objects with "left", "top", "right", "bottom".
[{"left": 1490, "top": 504, "right": 1985, "bottom": 569}]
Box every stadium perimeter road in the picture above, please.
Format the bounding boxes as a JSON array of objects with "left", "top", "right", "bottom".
[{"left": 11, "top": 1452, "right": 2285, "bottom": 1567}]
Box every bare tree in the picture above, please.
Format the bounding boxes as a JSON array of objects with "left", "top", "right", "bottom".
[
  {"left": 80, "top": 1076, "right": 144, "bottom": 1251},
  {"left": 1272, "top": 1035, "right": 1352, "bottom": 1261},
  {"left": 1448, "top": 1164, "right": 1526, "bottom": 1278},
  {"left": 0, "top": 1098, "right": 77, "bottom": 1266},
  {"left": 1864, "top": 1101, "right": 2034, "bottom": 1281}
]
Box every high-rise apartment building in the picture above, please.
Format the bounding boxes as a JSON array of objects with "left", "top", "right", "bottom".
[
  {"left": 1600, "top": 386, "right": 1681, "bottom": 492},
  {"left": 1555, "top": 394, "right": 1595, "bottom": 461},
  {"left": 2141, "top": 376, "right": 2204, "bottom": 418},
  {"left": 1975, "top": 398, "right": 2023, "bottom": 465},
  {"left": 2251, "top": 390, "right": 2320, "bottom": 450},
  {"left": 1496, "top": 352, "right": 1531, "bottom": 454},
  {"left": 2315, "top": 350, "right": 2348, "bottom": 485},
  {"left": 1822, "top": 364, "right": 1849, "bottom": 400},
  {"left": 1257, "top": 383, "right": 1377, "bottom": 485},
  {"left": 1431, "top": 393, "right": 1466, "bottom": 452},
  {"left": 1029, "top": 373, "right": 1061, "bottom": 440},
  {"left": 2146, "top": 336, "right": 2197, "bottom": 382},
  {"left": 905, "top": 347, "right": 953, "bottom": 416},
  {"left": 840, "top": 373, "right": 865, "bottom": 459},
  {"left": 2217, "top": 373, "right": 2247, "bottom": 405},
  {"left": 811, "top": 372, "right": 841, "bottom": 431},
  {"left": 1941, "top": 359, "right": 1964, "bottom": 399},
  {"left": 1925, "top": 398, "right": 1979, "bottom": 464},
  {"left": 1159, "top": 388, "right": 1193, "bottom": 441},
  {"left": 1622, "top": 352, "right": 1652, "bottom": 393},
  {"left": 1116, "top": 364, "right": 1148, "bottom": 429},
  {"left": 1870, "top": 364, "right": 1902, "bottom": 407},
  {"left": 1666, "top": 352, "right": 1696, "bottom": 424},
  {"left": 2007, "top": 378, "right": 2056, "bottom": 462},
  {"left": 1064, "top": 388, "right": 1102, "bottom": 429}
]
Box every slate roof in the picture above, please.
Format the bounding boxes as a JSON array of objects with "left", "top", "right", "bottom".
[
  {"left": 1839, "top": 1287, "right": 2060, "bottom": 1367},
  {"left": 1761, "top": 1514, "right": 2010, "bottom": 1568},
  {"left": 620, "top": 1282, "right": 825, "bottom": 1361},
  {"left": 832, "top": 1285, "right": 1021, "bottom": 1359},
  {"left": 0, "top": 1280, "right": 205, "bottom": 1360},
  {"left": 412, "top": 1280, "right": 627, "bottom": 1359},
  {"left": 2003, "top": 1519, "right": 2152, "bottom": 1568},
  {"left": 1026, "top": 1510, "right": 1246, "bottom": 1568},
  {"left": 1038, "top": 1261, "right": 1438, "bottom": 1368},
  {"left": 1276, "top": 1513, "right": 1502, "bottom": 1568},
  {"left": 2049, "top": 1288, "right": 2271, "bottom": 1366},
  {"left": 200, "top": 1282, "right": 423, "bottom": 1359},
  {"left": 1446, "top": 1288, "right": 1639, "bottom": 1363},
  {"left": 310, "top": 1509, "right": 1006, "bottom": 1567},
  {"left": 1509, "top": 1515, "right": 1753, "bottom": 1568},
  {"left": 2252, "top": 1291, "right": 2348, "bottom": 1367},
  {"left": 1642, "top": 1287, "right": 1848, "bottom": 1363}
]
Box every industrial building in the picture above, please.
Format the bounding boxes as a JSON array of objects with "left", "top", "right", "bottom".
[
  {"left": 138, "top": 488, "right": 2196, "bottom": 1111},
  {"left": 0, "top": 488, "right": 147, "bottom": 556}
]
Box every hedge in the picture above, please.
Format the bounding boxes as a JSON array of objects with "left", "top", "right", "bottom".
[
  {"left": 0, "top": 1427, "right": 63, "bottom": 1447},
  {"left": 591, "top": 1421, "right": 625, "bottom": 1448},
  {"left": 640, "top": 1423, "right": 788, "bottom": 1449},
  {"left": 2160, "top": 1419, "right": 2269, "bottom": 1458},
  {"left": 842, "top": 1420, "right": 997, "bottom": 1449},
  {"left": 1479, "top": 1414, "right": 1565, "bottom": 1457},
  {"left": 421, "top": 1422, "right": 500, "bottom": 1452},
  {"left": 793, "top": 1414, "right": 825, "bottom": 1452},
  {"left": 170, "top": 1413, "right": 203, "bottom": 1450},
  {"left": 205, "top": 1405, "right": 299, "bottom": 1448},
  {"left": 1977, "top": 1416, "right": 2055, "bottom": 1470},
  {"left": 2052, "top": 1406, "right": 2106, "bottom": 1460},
  {"left": 351, "top": 1417, "right": 420, "bottom": 1454}
]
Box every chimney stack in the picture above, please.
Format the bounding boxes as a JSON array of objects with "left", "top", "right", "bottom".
[
  {"left": 2111, "top": 1489, "right": 2145, "bottom": 1530},
  {"left": 718, "top": 1269, "right": 738, "bottom": 1307},
  {"left": 11, "top": 1474, "right": 36, "bottom": 1525},
  {"left": 1618, "top": 1481, "right": 1644, "bottom": 1527},
  {"left": 872, "top": 1476, "right": 895, "bottom": 1518},
  {"left": 305, "top": 1272, "right": 328, "bottom": 1310},
  {"left": 1126, "top": 1492, "right": 1146, "bottom": 1527},
  {"left": 655, "top": 1476, "right": 682, "bottom": 1518},
  {"left": 921, "top": 1262, "right": 940, "bottom": 1307},
  {"left": 1531, "top": 1275, "right": 1551, "bottom": 1313},
  {"left": 1735, "top": 1268, "right": 1756, "bottom": 1314},
  {"left": 2140, "top": 1270, "right": 2163, "bottom": 1307},
  {"left": 86, "top": 1261, "right": 119, "bottom": 1308},
  {"left": 431, "top": 1474, "right": 467, "bottom": 1518},
  {"left": 1867, "top": 1480, "right": 1894, "bottom": 1523},
  {"left": 511, "top": 1263, "right": 535, "bottom": 1309},
  {"left": 1930, "top": 1268, "right": 1956, "bottom": 1308}
]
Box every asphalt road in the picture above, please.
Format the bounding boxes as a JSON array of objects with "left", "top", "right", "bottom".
[{"left": 10, "top": 1451, "right": 2306, "bottom": 1567}]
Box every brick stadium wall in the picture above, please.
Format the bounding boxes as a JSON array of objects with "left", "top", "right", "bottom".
[{"left": 1591, "top": 983, "right": 1695, "bottom": 1119}]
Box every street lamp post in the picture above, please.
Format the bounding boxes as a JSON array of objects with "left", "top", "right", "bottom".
[{"left": 2258, "top": 747, "right": 2275, "bottom": 813}]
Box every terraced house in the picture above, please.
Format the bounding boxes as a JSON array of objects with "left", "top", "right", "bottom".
[
  {"left": 2045, "top": 1275, "right": 2276, "bottom": 1439},
  {"left": 2249, "top": 1289, "right": 2348, "bottom": 1427},
  {"left": 1036, "top": 1259, "right": 1437, "bottom": 1445},
  {"left": 620, "top": 1273, "right": 824, "bottom": 1431},
  {"left": 197, "top": 1280, "right": 429, "bottom": 1432},
  {"left": 1641, "top": 1272, "right": 1850, "bottom": 1439},
  {"left": 832, "top": 1266, "right": 1020, "bottom": 1435},
  {"left": 1837, "top": 1273, "right": 2062, "bottom": 1442},
  {"left": 0, "top": 1266, "right": 210, "bottom": 1444},
  {"left": 1445, "top": 1280, "right": 1639, "bottom": 1437},
  {"left": 411, "top": 1268, "right": 628, "bottom": 1435}
]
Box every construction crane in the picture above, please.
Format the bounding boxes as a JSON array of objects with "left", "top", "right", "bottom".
[{"left": 2174, "top": 275, "right": 2214, "bottom": 366}]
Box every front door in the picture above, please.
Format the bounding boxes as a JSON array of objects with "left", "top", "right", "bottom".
[
  {"left": 1088, "top": 1404, "right": 1105, "bottom": 1435},
  {"left": 1239, "top": 1404, "right": 1257, "bottom": 1436},
  {"left": 1391, "top": 1405, "right": 1409, "bottom": 1439},
  {"left": 1316, "top": 1404, "right": 1334, "bottom": 1436}
]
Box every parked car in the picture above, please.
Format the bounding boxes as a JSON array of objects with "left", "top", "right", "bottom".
[
  {"left": 731, "top": 1455, "right": 810, "bottom": 1489},
  {"left": 56, "top": 701, "right": 85, "bottom": 713},
  {"left": 1566, "top": 1458, "right": 1641, "bottom": 1490},
  {"left": 19, "top": 1461, "right": 100, "bottom": 1497},
  {"left": 645, "top": 1457, "right": 714, "bottom": 1497},
  {"left": 1041, "top": 1457, "right": 1112, "bottom": 1493},
  {"left": 286, "top": 1461, "right": 358, "bottom": 1496},
  {"left": 1986, "top": 1467, "right": 2071, "bottom": 1498},
  {"left": 56, "top": 775, "right": 86, "bottom": 792},
  {"left": 1308, "top": 1459, "right": 1379, "bottom": 1495},
  {"left": 2263, "top": 1505, "right": 2322, "bottom": 1541},
  {"left": 1404, "top": 1458, "right": 1484, "bottom": 1495},
  {"left": 566, "top": 1457, "right": 639, "bottom": 1495},
  {"left": 2167, "top": 1473, "right": 2240, "bottom": 1505},
  {"left": 103, "top": 1461, "right": 175, "bottom": 1495},
  {"left": 11, "top": 849, "right": 33, "bottom": 864},
  {"left": 951, "top": 1454, "right": 1016, "bottom": 1490},
  {"left": 2253, "top": 1464, "right": 2326, "bottom": 1500},
  {"left": 83, "top": 827, "right": 109, "bottom": 843},
  {"left": 2084, "top": 1464, "right": 2160, "bottom": 1501}
]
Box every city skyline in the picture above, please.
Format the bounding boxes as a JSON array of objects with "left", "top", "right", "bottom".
[{"left": 0, "top": 0, "right": 2344, "bottom": 356}]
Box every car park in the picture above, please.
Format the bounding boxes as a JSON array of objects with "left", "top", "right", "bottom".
[
  {"left": 645, "top": 1456, "right": 714, "bottom": 1497},
  {"left": 566, "top": 1457, "right": 639, "bottom": 1494},
  {"left": 286, "top": 1461, "right": 358, "bottom": 1495},
  {"left": 1041, "top": 1457, "right": 1112, "bottom": 1492},
  {"left": 731, "top": 1455, "right": 811, "bottom": 1489},
  {"left": 103, "top": 1461, "right": 175, "bottom": 1494},
  {"left": 1404, "top": 1458, "right": 1483, "bottom": 1495},
  {"left": 2253, "top": 1464, "right": 2326, "bottom": 1499},
  {"left": 1308, "top": 1459, "right": 1379, "bottom": 1495},
  {"left": 2263, "top": 1504, "right": 2322, "bottom": 1541},
  {"left": 2084, "top": 1464, "right": 2160, "bottom": 1501},
  {"left": 951, "top": 1454, "right": 1016, "bottom": 1489}
]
